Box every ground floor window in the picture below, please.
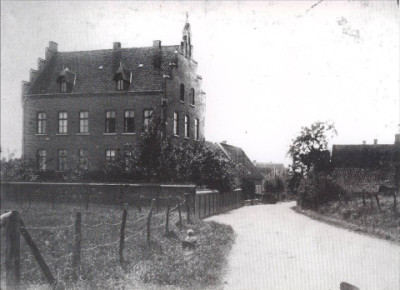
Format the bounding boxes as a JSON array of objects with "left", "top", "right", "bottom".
[
  {"left": 105, "top": 149, "right": 116, "bottom": 162},
  {"left": 58, "top": 149, "right": 67, "bottom": 171},
  {"left": 37, "top": 150, "right": 46, "bottom": 170}
]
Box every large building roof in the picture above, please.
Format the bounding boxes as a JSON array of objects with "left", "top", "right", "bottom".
[{"left": 28, "top": 45, "right": 180, "bottom": 95}]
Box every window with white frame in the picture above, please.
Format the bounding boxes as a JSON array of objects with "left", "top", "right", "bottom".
[
  {"left": 58, "top": 112, "right": 68, "bottom": 134},
  {"left": 37, "top": 112, "right": 46, "bottom": 134},
  {"left": 143, "top": 109, "right": 153, "bottom": 132},
  {"left": 117, "top": 79, "right": 124, "bottom": 91},
  {"left": 184, "top": 115, "right": 189, "bottom": 138},
  {"left": 37, "top": 150, "right": 46, "bottom": 170},
  {"left": 124, "top": 110, "right": 135, "bottom": 133},
  {"left": 194, "top": 118, "right": 199, "bottom": 140},
  {"left": 79, "top": 149, "right": 89, "bottom": 169},
  {"left": 61, "top": 80, "right": 67, "bottom": 93},
  {"left": 79, "top": 111, "right": 89, "bottom": 133},
  {"left": 173, "top": 112, "right": 179, "bottom": 136},
  {"left": 105, "top": 111, "right": 116, "bottom": 133},
  {"left": 58, "top": 149, "right": 67, "bottom": 171},
  {"left": 105, "top": 149, "right": 116, "bottom": 162}
]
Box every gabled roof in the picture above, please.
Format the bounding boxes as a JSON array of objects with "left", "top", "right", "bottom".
[
  {"left": 28, "top": 45, "right": 180, "bottom": 95},
  {"left": 331, "top": 144, "right": 399, "bottom": 168},
  {"left": 219, "top": 143, "right": 263, "bottom": 180}
]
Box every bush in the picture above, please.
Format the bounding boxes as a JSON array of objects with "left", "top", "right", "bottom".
[{"left": 0, "top": 156, "right": 38, "bottom": 181}]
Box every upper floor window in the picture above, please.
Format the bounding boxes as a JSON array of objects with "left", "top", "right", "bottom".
[
  {"left": 79, "top": 111, "right": 89, "bottom": 133},
  {"left": 37, "top": 150, "right": 46, "bottom": 170},
  {"left": 79, "top": 149, "right": 89, "bottom": 169},
  {"left": 58, "top": 112, "right": 68, "bottom": 134},
  {"left": 184, "top": 115, "right": 190, "bottom": 138},
  {"left": 105, "top": 149, "right": 116, "bottom": 162},
  {"left": 194, "top": 118, "right": 199, "bottom": 140},
  {"left": 58, "top": 149, "right": 67, "bottom": 171},
  {"left": 190, "top": 88, "right": 195, "bottom": 106},
  {"left": 173, "top": 112, "right": 179, "bottom": 136},
  {"left": 180, "top": 84, "right": 185, "bottom": 102},
  {"left": 105, "top": 111, "right": 116, "bottom": 133},
  {"left": 124, "top": 110, "right": 135, "bottom": 133},
  {"left": 143, "top": 109, "right": 153, "bottom": 132},
  {"left": 61, "top": 80, "right": 67, "bottom": 93},
  {"left": 37, "top": 112, "right": 46, "bottom": 134},
  {"left": 117, "top": 79, "right": 124, "bottom": 91}
]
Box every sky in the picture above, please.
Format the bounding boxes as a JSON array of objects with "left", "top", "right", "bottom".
[{"left": 1, "top": 1, "right": 399, "bottom": 165}]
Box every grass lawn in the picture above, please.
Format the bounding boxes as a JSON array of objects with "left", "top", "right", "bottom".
[
  {"left": 1, "top": 201, "right": 235, "bottom": 289},
  {"left": 293, "top": 195, "right": 400, "bottom": 244}
]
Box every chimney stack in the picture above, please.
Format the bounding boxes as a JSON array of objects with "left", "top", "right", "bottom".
[
  {"left": 373, "top": 139, "right": 378, "bottom": 145},
  {"left": 29, "top": 69, "right": 38, "bottom": 83},
  {"left": 113, "top": 42, "right": 121, "bottom": 50},
  {"left": 152, "top": 40, "right": 162, "bottom": 68},
  {"left": 395, "top": 134, "right": 400, "bottom": 145},
  {"left": 362, "top": 140, "right": 366, "bottom": 145},
  {"left": 45, "top": 41, "right": 58, "bottom": 60}
]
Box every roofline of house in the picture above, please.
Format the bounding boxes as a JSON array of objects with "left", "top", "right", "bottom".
[
  {"left": 57, "top": 45, "right": 180, "bottom": 54},
  {"left": 23, "top": 90, "right": 164, "bottom": 98}
]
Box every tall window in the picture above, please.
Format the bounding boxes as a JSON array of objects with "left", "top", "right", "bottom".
[
  {"left": 105, "top": 149, "right": 116, "bottom": 162},
  {"left": 194, "top": 118, "right": 199, "bottom": 140},
  {"left": 105, "top": 111, "right": 116, "bottom": 133},
  {"left": 180, "top": 84, "right": 185, "bottom": 102},
  {"left": 37, "top": 150, "right": 46, "bottom": 170},
  {"left": 79, "top": 111, "right": 89, "bottom": 133},
  {"left": 61, "top": 80, "right": 67, "bottom": 93},
  {"left": 79, "top": 149, "right": 89, "bottom": 169},
  {"left": 143, "top": 110, "right": 153, "bottom": 132},
  {"left": 124, "top": 150, "right": 133, "bottom": 172},
  {"left": 117, "top": 79, "right": 124, "bottom": 91},
  {"left": 58, "top": 149, "right": 67, "bottom": 171},
  {"left": 190, "top": 88, "right": 195, "bottom": 105},
  {"left": 37, "top": 112, "right": 46, "bottom": 134},
  {"left": 58, "top": 112, "right": 68, "bottom": 134},
  {"left": 124, "top": 110, "right": 135, "bottom": 133},
  {"left": 173, "top": 112, "right": 179, "bottom": 136},
  {"left": 184, "top": 115, "right": 189, "bottom": 138}
]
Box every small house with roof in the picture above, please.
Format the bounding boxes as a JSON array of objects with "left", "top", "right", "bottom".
[{"left": 330, "top": 134, "right": 400, "bottom": 195}]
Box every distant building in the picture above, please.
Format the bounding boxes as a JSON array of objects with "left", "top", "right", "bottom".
[
  {"left": 22, "top": 19, "right": 206, "bottom": 171},
  {"left": 255, "top": 162, "right": 286, "bottom": 181},
  {"left": 330, "top": 134, "right": 400, "bottom": 194},
  {"left": 206, "top": 141, "right": 263, "bottom": 197}
]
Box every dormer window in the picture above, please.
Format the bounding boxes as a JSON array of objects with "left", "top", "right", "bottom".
[
  {"left": 56, "top": 68, "right": 76, "bottom": 93},
  {"left": 113, "top": 63, "right": 131, "bottom": 91},
  {"left": 117, "top": 79, "right": 124, "bottom": 91}
]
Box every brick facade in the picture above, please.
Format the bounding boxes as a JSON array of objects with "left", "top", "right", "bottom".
[{"left": 22, "top": 20, "right": 206, "bottom": 171}]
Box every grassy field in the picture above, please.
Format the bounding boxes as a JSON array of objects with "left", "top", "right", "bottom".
[
  {"left": 293, "top": 195, "right": 400, "bottom": 244},
  {"left": 1, "top": 200, "right": 235, "bottom": 289}
]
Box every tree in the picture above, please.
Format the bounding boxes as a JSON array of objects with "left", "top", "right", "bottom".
[
  {"left": 287, "top": 121, "right": 338, "bottom": 207},
  {"left": 0, "top": 154, "right": 38, "bottom": 181}
]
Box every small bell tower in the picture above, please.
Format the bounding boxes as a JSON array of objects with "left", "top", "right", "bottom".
[{"left": 181, "top": 12, "right": 192, "bottom": 59}]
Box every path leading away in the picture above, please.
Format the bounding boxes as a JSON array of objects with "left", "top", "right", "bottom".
[{"left": 206, "top": 202, "right": 400, "bottom": 290}]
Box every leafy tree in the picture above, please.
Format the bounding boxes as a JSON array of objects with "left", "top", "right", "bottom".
[{"left": 0, "top": 154, "right": 38, "bottom": 181}]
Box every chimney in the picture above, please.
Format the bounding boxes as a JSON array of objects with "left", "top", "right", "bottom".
[
  {"left": 221, "top": 140, "right": 227, "bottom": 144},
  {"left": 395, "top": 134, "right": 400, "bottom": 145},
  {"left": 362, "top": 140, "right": 366, "bottom": 145},
  {"left": 29, "top": 69, "right": 38, "bottom": 83},
  {"left": 113, "top": 42, "right": 121, "bottom": 50},
  {"left": 373, "top": 139, "right": 378, "bottom": 145},
  {"left": 152, "top": 40, "right": 162, "bottom": 68},
  {"left": 37, "top": 58, "right": 46, "bottom": 72}
]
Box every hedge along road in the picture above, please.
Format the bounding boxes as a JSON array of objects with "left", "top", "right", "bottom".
[{"left": 206, "top": 201, "right": 400, "bottom": 290}]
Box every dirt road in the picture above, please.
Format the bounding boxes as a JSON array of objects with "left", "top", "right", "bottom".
[{"left": 206, "top": 202, "right": 400, "bottom": 290}]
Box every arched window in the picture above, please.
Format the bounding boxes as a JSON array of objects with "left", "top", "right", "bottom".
[
  {"left": 60, "top": 80, "right": 67, "bottom": 93},
  {"left": 180, "top": 84, "right": 185, "bottom": 102},
  {"left": 190, "top": 88, "right": 195, "bottom": 105},
  {"left": 117, "top": 79, "right": 124, "bottom": 91}
]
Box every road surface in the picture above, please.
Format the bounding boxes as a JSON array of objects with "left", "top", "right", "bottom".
[{"left": 206, "top": 202, "right": 400, "bottom": 290}]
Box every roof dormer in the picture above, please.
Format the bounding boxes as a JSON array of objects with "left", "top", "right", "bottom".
[
  {"left": 56, "top": 68, "right": 76, "bottom": 93},
  {"left": 113, "top": 63, "right": 131, "bottom": 91}
]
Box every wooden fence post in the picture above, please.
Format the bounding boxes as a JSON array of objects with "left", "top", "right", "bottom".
[
  {"left": 177, "top": 199, "right": 182, "bottom": 229},
  {"left": 362, "top": 191, "right": 366, "bottom": 206},
  {"left": 147, "top": 199, "right": 155, "bottom": 246},
  {"left": 165, "top": 199, "right": 170, "bottom": 234},
  {"left": 19, "top": 218, "right": 56, "bottom": 287},
  {"left": 72, "top": 212, "right": 81, "bottom": 281},
  {"left": 198, "top": 195, "right": 201, "bottom": 219},
  {"left": 119, "top": 203, "right": 128, "bottom": 269},
  {"left": 375, "top": 194, "right": 381, "bottom": 211},
  {"left": 185, "top": 193, "right": 191, "bottom": 224},
  {"left": 4, "top": 211, "right": 20, "bottom": 289}
]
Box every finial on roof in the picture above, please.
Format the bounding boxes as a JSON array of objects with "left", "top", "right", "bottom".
[{"left": 186, "top": 11, "right": 189, "bottom": 23}]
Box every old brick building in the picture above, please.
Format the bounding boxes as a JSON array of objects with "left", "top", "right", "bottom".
[{"left": 22, "top": 20, "right": 206, "bottom": 171}]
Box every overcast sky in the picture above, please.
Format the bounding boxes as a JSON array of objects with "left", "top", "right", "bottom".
[{"left": 1, "top": 1, "right": 399, "bottom": 165}]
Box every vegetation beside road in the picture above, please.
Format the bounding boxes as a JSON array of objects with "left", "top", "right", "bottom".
[
  {"left": 293, "top": 195, "right": 400, "bottom": 244},
  {"left": 1, "top": 201, "right": 235, "bottom": 289}
]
